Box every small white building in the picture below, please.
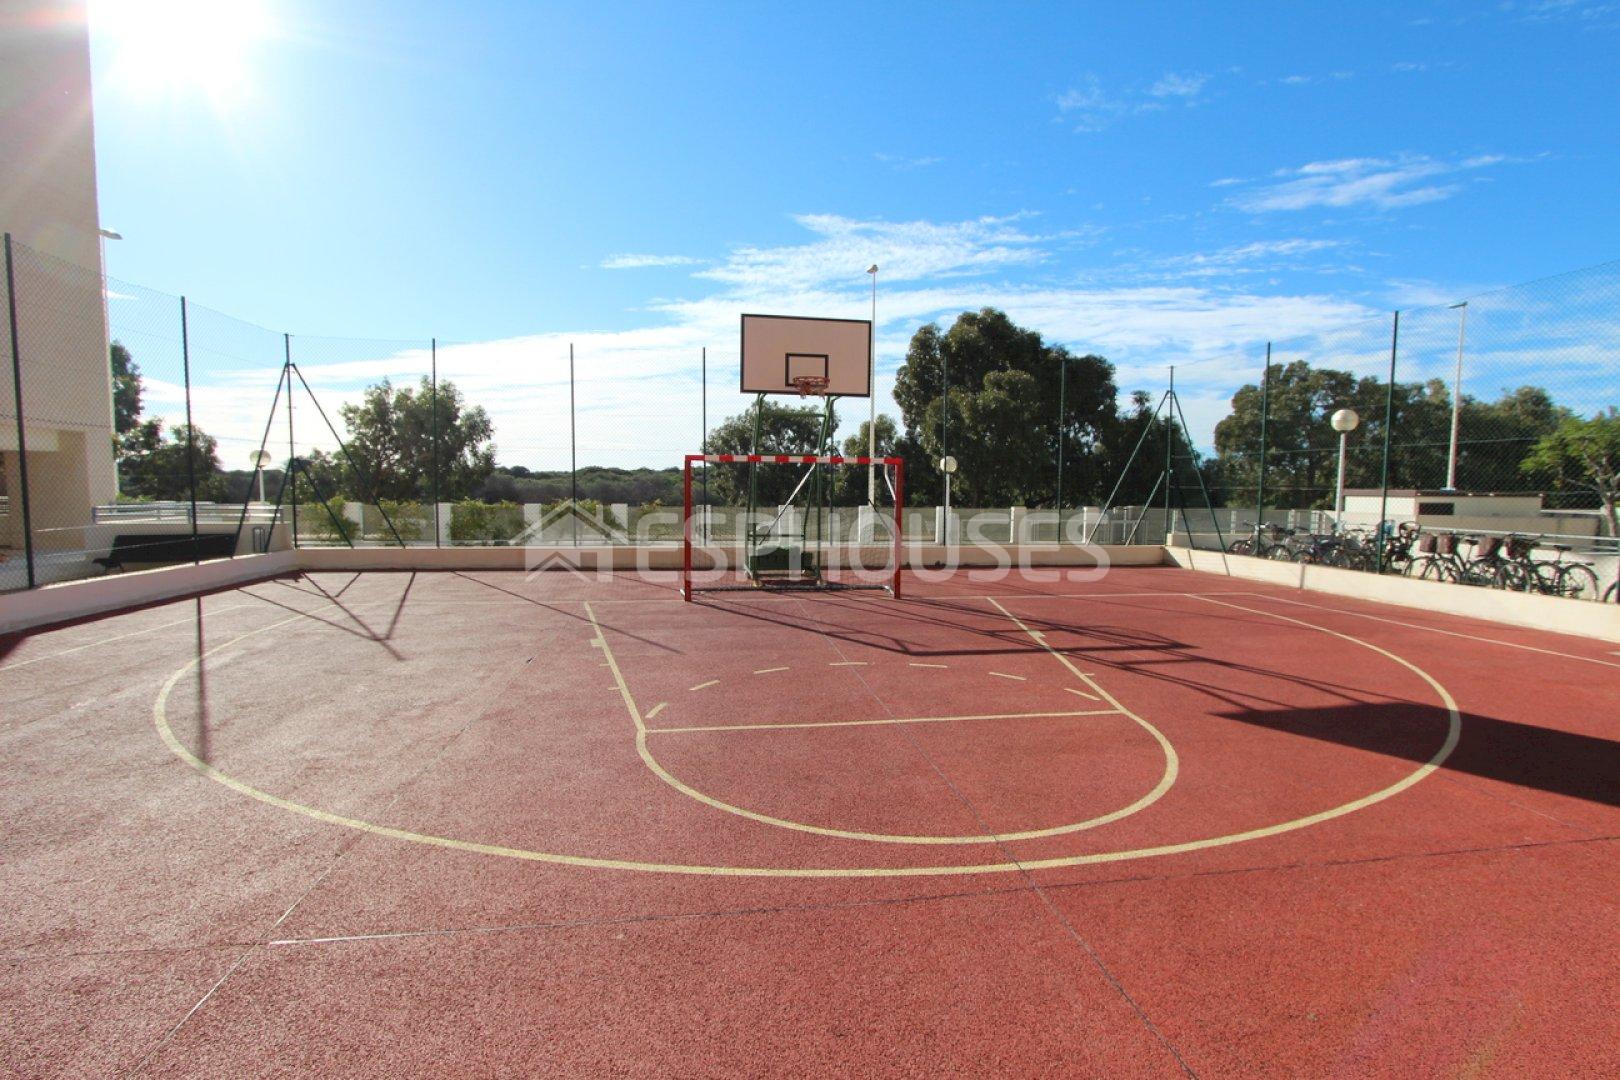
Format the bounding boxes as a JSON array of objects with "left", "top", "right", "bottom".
[{"left": 1340, "top": 489, "right": 1600, "bottom": 538}]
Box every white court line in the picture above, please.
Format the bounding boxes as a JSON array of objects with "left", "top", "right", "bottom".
[
  {"left": 688, "top": 679, "right": 719, "bottom": 691},
  {"left": 1238, "top": 592, "right": 1620, "bottom": 671},
  {"left": 647, "top": 709, "right": 1121, "bottom": 735},
  {"left": 1065, "top": 686, "right": 1101, "bottom": 701},
  {"left": 0, "top": 600, "right": 261, "bottom": 673},
  {"left": 752, "top": 666, "right": 789, "bottom": 675},
  {"left": 987, "top": 671, "right": 1026, "bottom": 682},
  {"left": 828, "top": 661, "right": 869, "bottom": 667},
  {"left": 908, "top": 662, "right": 948, "bottom": 669},
  {"left": 645, "top": 702, "right": 666, "bottom": 720}
]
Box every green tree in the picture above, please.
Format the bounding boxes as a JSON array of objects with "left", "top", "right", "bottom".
[
  {"left": 116, "top": 420, "right": 227, "bottom": 501},
  {"left": 892, "top": 309, "right": 1116, "bottom": 506},
  {"left": 110, "top": 341, "right": 142, "bottom": 435},
  {"left": 1522, "top": 410, "right": 1620, "bottom": 538},
  {"left": 337, "top": 377, "right": 495, "bottom": 502},
  {"left": 832, "top": 415, "right": 899, "bottom": 504},
  {"left": 702, "top": 400, "right": 840, "bottom": 505}
]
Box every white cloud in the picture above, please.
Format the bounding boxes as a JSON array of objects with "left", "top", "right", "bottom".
[
  {"left": 874, "top": 152, "right": 943, "bottom": 170},
  {"left": 694, "top": 212, "right": 1051, "bottom": 292},
  {"left": 1150, "top": 238, "right": 1347, "bottom": 279},
  {"left": 600, "top": 253, "right": 701, "bottom": 270},
  {"left": 1227, "top": 154, "right": 1505, "bottom": 213},
  {"left": 1055, "top": 71, "right": 1207, "bottom": 132},
  {"left": 1148, "top": 72, "right": 1208, "bottom": 99},
  {"left": 141, "top": 213, "right": 1394, "bottom": 465}
]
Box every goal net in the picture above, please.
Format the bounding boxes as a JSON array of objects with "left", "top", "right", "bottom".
[{"left": 682, "top": 454, "right": 904, "bottom": 600}]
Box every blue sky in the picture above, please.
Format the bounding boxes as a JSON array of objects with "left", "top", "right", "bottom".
[{"left": 88, "top": 0, "right": 1620, "bottom": 466}]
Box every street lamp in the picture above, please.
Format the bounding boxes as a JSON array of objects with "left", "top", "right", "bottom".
[
  {"left": 866, "top": 264, "right": 878, "bottom": 507},
  {"left": 250, "top": 449, "right": 272, "bottom": 503},
  {"left": 1445, "top": 300, "right": 1467, "bottom": 491},
  {"left": 1331, "top": 408, "right": 1360, "bottom": 529}
]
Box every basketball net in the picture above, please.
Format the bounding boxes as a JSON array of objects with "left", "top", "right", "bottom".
[{"left": 790, "top": 374, "right": 831, "bottom": 397}]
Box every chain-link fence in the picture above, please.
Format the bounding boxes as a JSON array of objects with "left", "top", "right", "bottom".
[
  {"left": 1162, "top": 260, "right": 1620, "bottom": 600},
  {"left": 3, "top": 231, "right": 1617, "bottom": 600}
]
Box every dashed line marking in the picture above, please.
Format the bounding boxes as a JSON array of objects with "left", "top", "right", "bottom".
[
  {"left": 828, "top": 661, "right": 869, "bottom": 667},
  {"left": 645, "top": 702, "right": 667, "bottom": 720},
  {"left": 688, "top": 680, "right": 720, "bottom": 692},
  {"left": 988, "top": 671, "right": 1026, "bottom": 682},
  {"left": 908, "top": 662, "right": 948, "bottom": 669},
  {"left": 648, "top": 709, "right": 1120, "bottom": 734},
  {"left": 752, "top": 666, "right": 789, "bottom": 675},
  {"left": 1065, "top": 686, "right": 1101, "bottom": 701}
]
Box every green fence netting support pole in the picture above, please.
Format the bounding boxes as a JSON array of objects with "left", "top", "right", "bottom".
[
  {"left": 287, "top": 360, "right": 406, "bottom": 547},
  {"left": 1256, "top": 342, "right": 1270, "bottom": 529},
  {"left": 1169, "top": 384, "right": 1229, "bottom": 558},
  {"left": 3, "top": 234, "right": 35, "bottom": 589},
  {"left": 179, "top": 296, "right": 200, "bottom": 563},
  {"left": 1057, "top": 356, "right": 1067, "bottom": 511},
  {"left": 570, "top": 342, "right": 577, "bottom": 546},
  {"left": 1163, "top": 367, "right": 1175, "bottom": 542},
  {"left": 1375, "top": 310, "right": 1400, "bottom": 573},
  {"left": 285, "top": 337, "right": 297, "bottom": 548},
  {"left": 430, "top": 337, "right": 440, "bottom": 548},
  {"left": 700, "top": 346, "right": 707, "bottom": 541},
  {"left": 232, "top": 362, "right": 287, "bottom": 553},
  {"left": 1086, "top": 388, "right": 1170, "bottom": 545}
]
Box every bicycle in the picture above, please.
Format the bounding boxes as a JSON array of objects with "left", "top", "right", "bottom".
[
  {"left": 1228, "top": 521, "right": 1288, "bottom": 559},
  {"left": 1530, "top": 543, "right": 1600, "bottom": 600}
]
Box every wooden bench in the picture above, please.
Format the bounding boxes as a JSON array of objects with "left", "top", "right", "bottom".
[{"left": 93, "top": 532, "right": 238, "bottom": 573}]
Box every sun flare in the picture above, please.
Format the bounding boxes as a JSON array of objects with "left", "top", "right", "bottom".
[{"left": 93, "top": 0, "right": 273, "bottom": 108}]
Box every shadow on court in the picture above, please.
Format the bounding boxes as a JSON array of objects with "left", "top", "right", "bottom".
[{"left": 1219, "top": 701, "right": 1620, "bottom": 810}]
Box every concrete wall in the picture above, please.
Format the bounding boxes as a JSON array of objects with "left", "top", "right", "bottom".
[
  {"left": 0, "top": 0, "right": 117, "bottom": 563},
  {"left": 1166, "top": 544, "right": 1620, "bottom": 643}
]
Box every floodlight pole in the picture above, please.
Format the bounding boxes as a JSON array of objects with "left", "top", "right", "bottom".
[
  {"left": 1445, "top": 301, "right": 1467, "bottom": 491},
  {"left": 867, "top": 264, "right": 878, "bottom": 507}
]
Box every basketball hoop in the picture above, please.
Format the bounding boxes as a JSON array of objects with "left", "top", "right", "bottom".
[{"left": 790, "top": 374, "right": 830, "bottom": 397}]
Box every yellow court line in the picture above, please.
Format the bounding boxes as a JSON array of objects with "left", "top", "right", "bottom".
[
  {"left": 145, "top": 591, "right": 1462, "bottom": 877},
  {"left": 645, "top": 702, "right": 667, "bottom": 720},
  {"left": 752, "top": 666, "right": 789, "bottom": 675},
  {"left": 688, "top": 679, "right": 720, "bottom": 692},
  {"left": 1245, "top": 592, "right": 1620, "bottom": 670},
  {"left": 646, "top": 709, "right": 1122, "bottom": 735},
  {"left": 988, "top": 671, "right": 1026, "bottom": 682},
  {"left": 588, "top": 602, "right": 1175, "bottom": 846}
]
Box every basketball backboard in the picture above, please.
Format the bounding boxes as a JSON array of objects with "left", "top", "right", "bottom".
[{"left": 740, "top": 314, "right": 872, "bottom": 397}]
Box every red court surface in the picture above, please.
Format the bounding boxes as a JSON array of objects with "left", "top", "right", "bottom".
[{"left": 3, "top": 565, "right": 1618, "bottom": 1077}]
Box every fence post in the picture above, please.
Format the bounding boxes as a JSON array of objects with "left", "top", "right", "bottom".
[
  {"left": 4, "top": 234, "right": 35, "bottom": 588},
  {"left": 1057, "top": 356, "right": 1066, "bottom": 510},
  {"left": 1163, "top": 367, "right": 1175, "bottom": 543},
  {"left": 180, "top": 297, "right": 200, "bottom": 563},
  {"left": 569, "top": 342, "right": 577, "bottom": 546},
  {"left": 1256, "top": 343, "right": 1270, "bottom": 529},
  {"left": 1375, "top": 311, "right": 1400, "bottom": 572},
  {"left": 430, "top": 337, "right": 440, "bottom": 548},
  {"left": 285, "top": 335, "right": 297, "bottom": 548},
  {"left": 700, "top": 345, "right": 707, "bottom": 542}
]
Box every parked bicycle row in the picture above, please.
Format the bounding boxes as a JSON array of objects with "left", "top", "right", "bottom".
[{"left": 1226, "top": 522, "right": 1618, "bottom": 602}]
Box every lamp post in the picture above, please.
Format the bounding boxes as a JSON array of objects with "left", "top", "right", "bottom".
[
  {"left": 1331, "top": 408, "right": 1360, "bottom": 529},
  {"left": 250, "top": 449, "right": 272, "bottom": 503},
  {"left": 866, "top": 264, "right": 878, "bottom": 506},
  {"left": 1445, "top": 300, "right": 1467, "bottom": 491}
]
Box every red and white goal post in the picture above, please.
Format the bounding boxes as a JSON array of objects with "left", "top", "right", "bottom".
[{"left": 682, "top": 454, "right": 905, "bottom": 601}]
